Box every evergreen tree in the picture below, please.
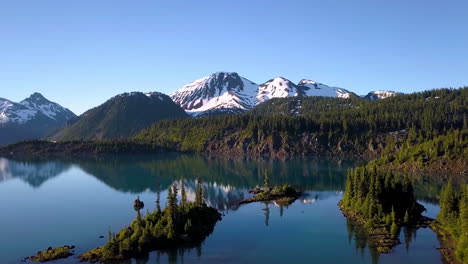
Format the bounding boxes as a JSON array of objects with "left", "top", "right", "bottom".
[
  {"left": 404, "top": 210, "right": 410, "bottom": 223},
  {"left": 195, "top": 177, "right": 203, "bottom": 207},
  {"left": 156, "top": 181, "right": 161, "bottom": 214},
  {"left": 264, "top": 170, "right": 270, "bottom": 191},
  {"left": 171, "top": 184, "right": 179, "bottom": 215},
  {"left": 180, "top": 179, "right": 187, "bottom": 211},
  {"left": 390, "top": 221, "right": 398, "bottom": 238}
]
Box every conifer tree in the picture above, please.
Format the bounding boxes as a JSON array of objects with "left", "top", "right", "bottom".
[
  {"left": 156, "top": 181, "right": 161, "bottom": 214},
  {"left": 404, "top": 210, "right": 410, "bottom": 223},
  {"left": 195, "top": 177, "right": 203, "bottom": 207},
  {"left": 264, "top": 170, "right": 270, "bottom": 191},
  {"left": 181, "top": 179, "right": 187, "bottom": 211},
  {"left": 172, "top": 184, "right": 179, "bottom": 213}
]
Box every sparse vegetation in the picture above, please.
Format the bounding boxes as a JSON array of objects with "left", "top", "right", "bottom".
[{"left": 28, "top": 245, "right": 74, "bottom": 262}]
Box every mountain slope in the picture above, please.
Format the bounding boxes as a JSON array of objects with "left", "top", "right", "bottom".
[
  {"left": 0, "top": 93, "right": 76, "bottom": 145},
  {"left": 170, "top": 72, "right": 258, "bottom": 116},
  {"left": 257, "top": 77, "right": 299, "bottom": 104},
  {"left": 170, "top": 72, "right": 354, "bottom": 116},
  {"left": 53, "top": 92, "right": 188, "bottom": 140},
  {"left": 298, "top": 80, "right": 352, "bottom": 98}
]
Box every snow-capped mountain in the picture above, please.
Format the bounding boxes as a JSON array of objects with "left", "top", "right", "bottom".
[
  {"left": 0, "top": 93, "right": 76, "bottom": 145},
  {"left": 0, "top": 93, "right": 75, "bottom": 125},
  {"left": 0, "top": 98, "right": 37, "bottom": 125},
  {"left": 170, "top": 72, "right": 258, "bottom": 116},
  {"left": 364, "top": 90, "right": 400, "bottom": 100},
  {"left": 19, "top": 92, "right": 75, "bottom": 121},
  {"left": 170, "top": 72, "right": 354, "bottom": 116}
]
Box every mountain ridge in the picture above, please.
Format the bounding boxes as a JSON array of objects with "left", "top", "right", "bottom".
[{"left": 170, "top": 72, "right": 383, "bottom": 116}]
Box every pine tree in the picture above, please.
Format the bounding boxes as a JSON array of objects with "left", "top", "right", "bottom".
[
  {"left": 404, "top": 210, "right": 410, "bottom": 223},
  {"left": 167, "top": 187, "right": 174, "bottom": 216},
  {"left": 166, "top": 213, "right": 175, "bottom": 240},
  {"left": 180, "top": 179, "right": 187, "bottom": 211},
  {"left": 264, "top": 170, "right": 270, "bottom": 191},
  {"left": 391, "top": 206, "right": 396, "bottom": 223},
  {"left": 438, "top": 180, "right": 456, "bottom": 226},
  {"left": 108, "top": 225, "right": 112, "bottom": 242},
  {"left": 390, "top": 221, "right": 398, "bottom": 238},
  {"left": 171, "top": 184, "right": 179, "bottom": 213},
  {"left": 156, "top": 181, "right": 161, "bottom": 214},
  {"left": 195, "top": 177, "right": 203, "bottom": 207}
]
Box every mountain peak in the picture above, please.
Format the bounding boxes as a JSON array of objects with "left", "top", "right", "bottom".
[
  {"left": 211, "top": 71, "right": 238, "bottom": 77},
  {"left": 24, "top": 92, "right": 48, "bottom": 102},
  {"left": 170, "top": 72, "right": 258, "bottom": 116}
]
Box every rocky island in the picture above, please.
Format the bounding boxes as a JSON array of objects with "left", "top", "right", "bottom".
[
  {"left": 80, "top": 178, "right": 222, "bottom": 263},
  {"left": 238, "top": 172, "right": 301, "bottom": 206},
  {"left": 27, "top": 245, "right": 75, "bottom": 262}
]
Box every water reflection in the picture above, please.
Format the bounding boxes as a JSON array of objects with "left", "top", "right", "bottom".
[
  {"left": 345, "top": 215, "right": 431, "bottom": 264},
  {"left": 0, "top": 154, "right": 449, "bottom": 264},
  {"left": 0, "top": 154, "right": 357, "bottom": 191},
  {"left": 0, "top": 158, "right": 71, "bottom": 187}
]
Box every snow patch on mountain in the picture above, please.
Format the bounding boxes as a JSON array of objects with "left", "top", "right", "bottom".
[
  {"left": 257, "top": 77, "right": 298, "bottom": 104},
  {"left": 364, "top": 90, "right": 400, "bottom": 100},
  {"left": 298, "top": 80, "right": 351, "bottom": 98},
  {"left": 0, "top": 98, "right": 38, "bottom": 124}
]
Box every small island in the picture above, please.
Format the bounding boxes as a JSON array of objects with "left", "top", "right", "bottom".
[
  {"left": 339, "top": 165, "right": 432, "bottom": 253},
  {"left": 238, "top": 172, "right": 301, "bottom": 206},
  {"left": 27, "top": 245, "right": 75, "bottom": 262},
  {"left": 80, "top": 178, "right": 222, "bottom": 263}
]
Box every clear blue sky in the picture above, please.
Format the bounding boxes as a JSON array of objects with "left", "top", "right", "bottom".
[{"left": 1, "top": 0, "right": 467, "bottom": 114}]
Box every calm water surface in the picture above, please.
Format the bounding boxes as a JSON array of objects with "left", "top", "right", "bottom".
[{"left": 0, "top": 154, "right": 444, "bottom": 264}]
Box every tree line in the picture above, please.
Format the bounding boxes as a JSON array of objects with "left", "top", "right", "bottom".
[{"left": 135, "top": 87, "right": 468, "bottom": 155}]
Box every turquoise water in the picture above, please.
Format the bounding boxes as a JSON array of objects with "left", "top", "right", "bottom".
[{"left": 0, "top": 154, "right": 443, "bottom": 264}]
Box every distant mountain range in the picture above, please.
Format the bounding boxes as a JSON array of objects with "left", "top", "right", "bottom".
[
  {"left": 0, "top": 93, "right": 76, "bottom": 145},
  {"left": 0, "top": 72, "right": 402, "bottom": 145},
  {"left": 170, "top": 72, "right": 360, "bottom": 116}
]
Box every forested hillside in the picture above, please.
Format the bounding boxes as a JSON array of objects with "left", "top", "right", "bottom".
[
  {"left": 135, "top": 87, "right": 468, "bottom": 158},
  {"left": 371, "top": 129, "right": 468, "bottom": 175},
  {"left": 53, "top": 92, "right": 188, "bottom": 140}
]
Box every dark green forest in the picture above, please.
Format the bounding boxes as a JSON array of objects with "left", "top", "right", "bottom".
[
  {"left": 136, "top": 87, "right": 468, "bottom": 159},
  {"left": 437, "top": 183, "right": 468, "bottom": 263}
]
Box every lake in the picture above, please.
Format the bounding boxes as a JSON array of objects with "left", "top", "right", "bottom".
[{"left": 0, "top": 154, "right": 445, "bottom": 264}]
